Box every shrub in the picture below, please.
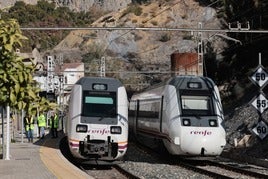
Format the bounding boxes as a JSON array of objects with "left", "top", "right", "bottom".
[{"left": 159, "top": 33, "right": 170, "bottom": 42}]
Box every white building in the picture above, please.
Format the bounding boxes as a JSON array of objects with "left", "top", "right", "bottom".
[
  {"left": 57, "top": 63, "right": 84, "bottom": 108},
  {"left": 62, "top": 63, "right": 85, "bottom": 92}
]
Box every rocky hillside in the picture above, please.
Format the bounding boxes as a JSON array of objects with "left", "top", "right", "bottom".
[
  {"left": 52, "top": 0, "right": 226, "bottom": 88},
  {"left": 224, "top": 96, "right": 268, "bottom": 161},
  {"left": 0, "top": 0, "right": 131, "bottom": 12},
  {"left": 2, "top": 0, "right": 226, "bottom": 86}
]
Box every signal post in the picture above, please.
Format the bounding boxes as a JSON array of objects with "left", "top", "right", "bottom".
[{"left": 250, "top": 53, "right": 268, "bottom": 139}]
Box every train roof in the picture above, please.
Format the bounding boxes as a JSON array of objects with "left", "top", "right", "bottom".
[
  {"left": 132, "top": 75, "right": 216, "bottom": 97},
  {"left": 140, "top": 75, "right": 215, "bottom": 91},
  {"left": 168, "top": 75, "right": 215, "bottom": 90},
  {"left": 75, "top": 77, "right": 123, "bottom": 91}
]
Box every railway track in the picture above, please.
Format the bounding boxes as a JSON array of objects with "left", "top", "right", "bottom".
[
  {"left": 60, "top": 136, "right": 140, "bottom": 179},
  {"left": 80, "top": 164, "right": 140, "bottom": 179},
  {"left": 60, "top": 136, "right": 268, "bottom": 178},
  {"left": 174, "top": 157, "right": 268, "bottom": 179},
  {"left": 134, "top": 139, "right": 268, "bottom": 178}
]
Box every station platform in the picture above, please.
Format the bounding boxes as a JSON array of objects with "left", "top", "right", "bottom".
[{"left": 0, "top": 131, "right": 92, "bottom": 179}]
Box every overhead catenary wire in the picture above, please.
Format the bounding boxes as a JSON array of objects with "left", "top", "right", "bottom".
[
  {"left": 38, "top": 70, "right": 202, "bottom": 74},
  {"left": 20, "top": 26, "right": 268, "bottom": 33}
]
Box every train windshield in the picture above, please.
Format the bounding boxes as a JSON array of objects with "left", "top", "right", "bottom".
[
  {"left": 180, "top": 95, "right": 214, "bottom": 116},
  {"left": 82, "top": 91, "right": 117, "bottom": 117}
]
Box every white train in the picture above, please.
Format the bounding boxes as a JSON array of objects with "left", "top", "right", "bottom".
[
  {"left": 66, "top": 77, "right": 128, "bottom": 164},
  {"left": 129, "top": 75, "right": 226, "bottom": 156}
]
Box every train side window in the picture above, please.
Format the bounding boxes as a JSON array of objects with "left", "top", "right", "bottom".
[{"left": 138, "top": 100, "right": 160, "bottom": 118}]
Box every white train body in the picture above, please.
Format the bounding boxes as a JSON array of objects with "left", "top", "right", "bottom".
[
  {"left": 129, "top": 75, "right": 226, "bottom": 156},
  {"left": 66, "top": 77, "right": 128, "bottom": 162}
]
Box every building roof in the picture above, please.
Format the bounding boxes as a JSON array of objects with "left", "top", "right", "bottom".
[{"left": 54, "top": 62, "right": 84, "bottom": 73}]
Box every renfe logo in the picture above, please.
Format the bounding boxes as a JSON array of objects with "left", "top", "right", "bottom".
[
  {"left": 88, "top": 129, "right": 110, "bottom": 135},
  {"left": 190, "top": 130, "right": 212, "bottom": 136}
]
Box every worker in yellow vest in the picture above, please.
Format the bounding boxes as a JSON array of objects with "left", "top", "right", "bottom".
[
  {"left": 25, "top": 114, "right": 34, "bottom": 143},
  {"left": 37, "top": 113, "right": 46, "bottom": 139},
  {"left": 50, "top": 112, "right": 59, "bottom": 138}
]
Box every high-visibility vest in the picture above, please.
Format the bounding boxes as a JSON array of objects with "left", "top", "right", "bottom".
[
  {"left": 25, "top": 117, "right": 34, "bottom": 131},
  {"left": 50, "top": 114, "right": 59, "bottom": 128},
  {"left": 38, "top": 114, "right": 46, "bottom": 127}
]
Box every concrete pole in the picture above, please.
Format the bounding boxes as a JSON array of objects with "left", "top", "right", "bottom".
[
  {"left": 259, "top": 53, "right": 262, "bottom": 65},
  {"left": 21, "top": 110, "right": 24, "bottom": 143},
  {"left": 1, "top": 107, "right": 4, "bottom": 159},
  {"left": 5, "top": 105, "right": 10, "bottom": 160}
]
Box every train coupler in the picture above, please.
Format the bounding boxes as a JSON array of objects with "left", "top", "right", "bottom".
[{"left": 79, "top": 135, "right": 118, "bottom": 159}]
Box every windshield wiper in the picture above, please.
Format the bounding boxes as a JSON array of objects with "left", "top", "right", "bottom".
[
  {"left": 98, "top": 116, "right": 105, "bottom": 121},
  {"left": 98, "top": 108, "right": 116, "bottom": 121}
]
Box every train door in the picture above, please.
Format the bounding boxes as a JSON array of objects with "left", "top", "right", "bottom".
[
  {"left": 134, "top": 100, "right": 140, "bottom": 137},
  {"left": 159, "top": 96, "right": 164, "bottom": 133}
]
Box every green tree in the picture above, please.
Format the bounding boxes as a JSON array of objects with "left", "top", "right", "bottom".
[{"left": 0, "top": 18, "right": 57, "bottom": 115}]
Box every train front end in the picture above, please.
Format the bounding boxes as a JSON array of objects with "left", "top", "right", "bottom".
[
  {"left": 67, "top": 77, "right": 128, "bottom": 163},
  {"left": 168, "top": 111, "right": 226, "bottom": 156},
  {"left": 166, "top": 76, "right": 226, "bottom": 156}
]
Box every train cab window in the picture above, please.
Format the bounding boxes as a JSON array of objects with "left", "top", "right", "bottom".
[
  {"left": 82, "top": 91, "right": 117, "bottom": 118},
  {"left": 180, "top": 95, "right": 214, "bottom": 116}
]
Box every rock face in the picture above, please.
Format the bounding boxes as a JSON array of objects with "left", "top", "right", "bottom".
[
  {"left": 224, "top": 103, "right": 268, "bottom": 160},
  {"left": 0, "top": 0, "right": 131, "bottom": 12},
  {"left": 0, "top": 0, "right": 37, "bottom": 8},
  {"left": 56, "top": 0, "right": 131, "bottom": 12}
]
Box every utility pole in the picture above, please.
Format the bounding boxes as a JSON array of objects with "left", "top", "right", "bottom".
[
  {"left": 100, "top": 57, "right": 106, "bottom": 77},
  {"left": 58, "top": 54, "right": 64, "bottom": 131},
  {"left": 47, "top": 56, "right": 55, "bottom": 93},
  {"left": 197, "top": 22, "right": 203, "bottom": 76}
]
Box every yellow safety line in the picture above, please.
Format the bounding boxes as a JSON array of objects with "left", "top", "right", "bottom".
[{"left": 39, "top": 139, "right": 89, "bottom": 179}]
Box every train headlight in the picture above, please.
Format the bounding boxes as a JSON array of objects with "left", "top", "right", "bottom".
[
  {"left": 76, "top": 124, "right": 88, "bottom": 133},
  {"left": 209, "top": 119, "right": 218, "bottom": 127},
  {"left": 110, "top": 126, "right": 122, "bottom": 134},
  {"left": 182, "top": 118, "right": 191, "bottom": 126}
]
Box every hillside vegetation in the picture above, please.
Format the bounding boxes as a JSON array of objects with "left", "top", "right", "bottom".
[{"left": 0, "top": 0, "right": 106, "bottom": 51}]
